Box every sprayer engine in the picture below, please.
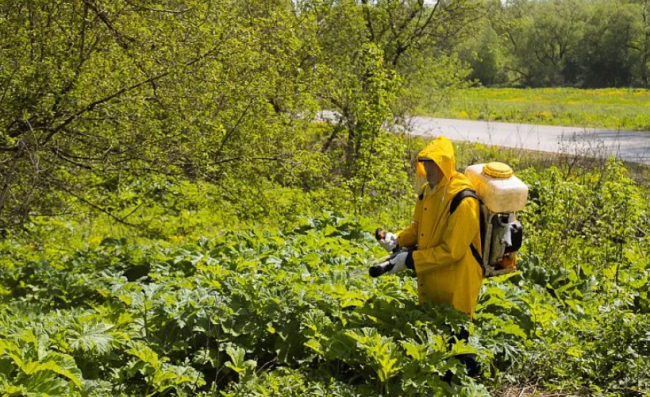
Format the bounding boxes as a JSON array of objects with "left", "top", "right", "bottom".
[{"left": 481, "top": 210, "right": 523, "bottom": 275}]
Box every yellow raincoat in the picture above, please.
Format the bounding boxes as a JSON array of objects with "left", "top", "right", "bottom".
[{"left": 397, "top": 137, "right": 483, "bottom": 317}]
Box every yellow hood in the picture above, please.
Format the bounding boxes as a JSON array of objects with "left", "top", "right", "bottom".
[{"left": 417, "top": 136, "right": 456, "bottom": 182}]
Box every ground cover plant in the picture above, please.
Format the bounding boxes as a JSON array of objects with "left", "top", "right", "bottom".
[
  {"left": 0, "top": 141, "right": 648, "bottom": 395},
  {"left": 420, "top": 88, "right": 650, "bottom": 131}
]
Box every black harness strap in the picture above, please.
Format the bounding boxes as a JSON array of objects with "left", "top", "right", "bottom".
[
  {"left": 470, "top": 244, "right": 484, "bottom": 270},
  {"left": 449, "top": 188, "right": 485, "bottom": 272},
  {"left": 449, "top": 188, "right": 479, "bottom": 215}
]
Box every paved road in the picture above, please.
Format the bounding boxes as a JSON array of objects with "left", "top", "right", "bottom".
[{"left": 406, "top": 117, "right": 650, "bottom": 165}]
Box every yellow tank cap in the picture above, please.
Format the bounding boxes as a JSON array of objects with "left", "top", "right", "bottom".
[{"left": 483, "top": 162, "right": 513, "bottom": 178}]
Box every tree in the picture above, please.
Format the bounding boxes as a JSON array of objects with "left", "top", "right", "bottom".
[
  {"left": 628, "top": 0, "right": 650, "bottom": 86},
  {"left": 0, "top": 0, "right": 321, "bottom": 227},
  {"left": 470, "top": 0, "right": 650, "bottom": 87},
  {"left": 578, "top": 1, "right": 637, "bottom": 87},
  {"left": 456, "top": 1, "right": 511, "bottom": 86},
  {"left": 492, "top": 0, "right": 588, "bottom": 86},
  {"left": 312, "top": 0, "right": 479, "bottom": 161},
  {"left": 0, "top": 0, "right": 485, "bottom": 227}
]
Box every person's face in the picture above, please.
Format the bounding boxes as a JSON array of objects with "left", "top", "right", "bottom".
[{"left": 424, "top": 161, "right": 443, "bottom": 188}]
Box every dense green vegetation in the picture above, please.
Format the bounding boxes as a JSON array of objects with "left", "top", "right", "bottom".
[
  {"left": 420, "top": 87, "right": 650, "bottom": 130},
  {"left": 0, "top": 0, "right": 477, "bottom": 229},
  {"left": 1, "top": 142, "right": 649, "bottom": 395},
  {"left": 2, "top": 1, "right": 650, "bottom": 395}
]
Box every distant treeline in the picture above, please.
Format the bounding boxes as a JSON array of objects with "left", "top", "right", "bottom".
[{"left": 458, "top": 0, "right": 650, "bottom": 88}]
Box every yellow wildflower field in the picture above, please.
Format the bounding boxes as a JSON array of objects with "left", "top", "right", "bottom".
[{"left": 420, "top": 88, "right": 650, "bottom": 131}]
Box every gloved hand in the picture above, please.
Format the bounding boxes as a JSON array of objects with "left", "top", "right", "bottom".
[
  {"left": 375, "top": 228, "right": 398, "bottom": 252},
  {"left": 387, "top": 251, "right": 414, "bottom": 274}
]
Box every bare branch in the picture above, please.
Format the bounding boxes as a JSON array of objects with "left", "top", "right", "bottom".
[
  {"left": 42, "top": 44, "right": 222, "bottom": 146},
  {"left": 0, "top": 142, "right": 26, "bottom": 214},
  {"left": 0, "top": 64, "right": 20, "bottom": 104},
  {"left": 0, "top": 146, "right": 20, "bottom": 152},
  {"left": 82, "top": 0, "right": 136, "bottom": 50},
  {"left": 123, "top": 0, "right": 193, "bottom": 14},
  {"left": 50, "top": 147, "right": 93, "bottom": 170},
  {"left": 214, "top": 156, "right": 286, "bottom": 165},
  {"left": 57, "top": 183, "right": 139, "bottom": 227},
  {"left": 214, "top": 98, "right": 256, "bottom": 158}
]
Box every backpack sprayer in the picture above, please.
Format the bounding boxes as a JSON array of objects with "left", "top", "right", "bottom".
[
  {"left": 467, "top": 162, "right": 528, "bottom": 276},
  {"left": 369, "top": 162, "right": 528, "bottom": 278}
]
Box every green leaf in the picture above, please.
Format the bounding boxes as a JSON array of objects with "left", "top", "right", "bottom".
[
  {"left": 304, "top": 339, "right": 324, "bottom": 356},
  {"left": 68, "top": 321, "right": 115, "bottom": 355},
  {"left": 19, "top": 356, "right": 83, "bottom": 389},
  {"left": 400, "top": 341, "right": 423, "bottom": 361},
  {"left": 127, "top": 341, "right": 162, "bottom": 370}
]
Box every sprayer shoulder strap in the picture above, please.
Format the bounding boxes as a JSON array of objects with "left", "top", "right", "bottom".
[
  {"left": 449, "top": 188, "right": 480, "bottom": 215},
  {"left": 449, "top": 188, "right": 485, "bottom": 274}
]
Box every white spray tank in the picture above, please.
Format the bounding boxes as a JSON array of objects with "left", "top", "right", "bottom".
[{"left": 465, "top": 162, "right": 528, "bottom": 276}]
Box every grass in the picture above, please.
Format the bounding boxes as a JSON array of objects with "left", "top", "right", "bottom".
[{"left": 418, "top": 87, "right": 650, "bottom": 131}]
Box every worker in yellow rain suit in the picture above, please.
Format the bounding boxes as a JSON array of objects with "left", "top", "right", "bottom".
[
  {"left": 379, "top": 136, "right": 483, "bottom": 316},
  {"left": 377, "top": 136, "right": 482, "bottom": 379}
]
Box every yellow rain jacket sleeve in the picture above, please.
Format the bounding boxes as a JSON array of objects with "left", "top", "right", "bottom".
[{"left": 399, "top": 137, "right": 484, "bottom": 318}]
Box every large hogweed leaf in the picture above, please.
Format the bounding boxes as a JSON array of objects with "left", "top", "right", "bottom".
[
  {"left": 225, "top": 345, "right": 257, "bottom": 375},
  {"left": 345, "top": 327, "right": 403, "bottom": 383},
  {"left": 67, "top": 321, "right": 117, "bottom": 355},
  {"left": 0, "top": 337, "right": 83, "bottom": 395}
]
